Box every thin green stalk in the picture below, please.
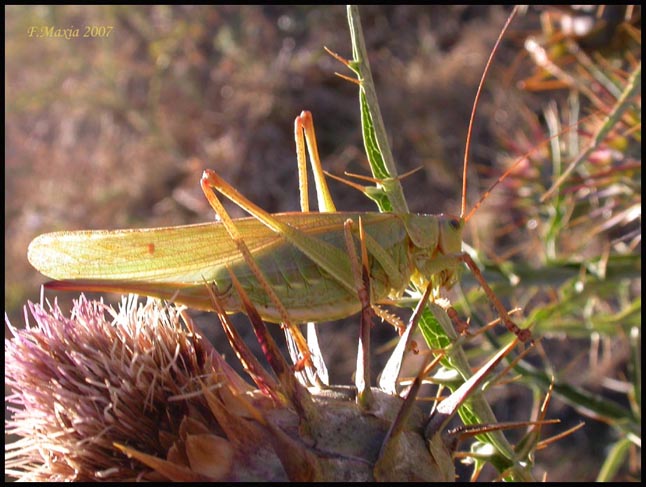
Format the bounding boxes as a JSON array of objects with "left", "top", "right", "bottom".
[{"left": 345, "top": 5, "right": 408, "bottom": 214}]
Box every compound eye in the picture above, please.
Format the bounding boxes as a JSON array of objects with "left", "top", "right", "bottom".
[{"left": 449, "top": 218, "right": 461, "bottom": 230}]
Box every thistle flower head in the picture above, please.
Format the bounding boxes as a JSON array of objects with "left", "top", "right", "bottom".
[{"left": 6, "top": 296, "right": 461, "bottom": 481}]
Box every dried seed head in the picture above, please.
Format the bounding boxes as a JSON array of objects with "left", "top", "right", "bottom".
[
  {"left": 5, "top": 296, "right": 235, "bottom": 481},
  {"left": 5, "top": 296, "right": 454, "bottom": 482}
]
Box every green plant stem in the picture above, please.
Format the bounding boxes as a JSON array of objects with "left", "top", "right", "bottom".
[{"left": 346, "top": 5, "right": 409, "bottom": 214}]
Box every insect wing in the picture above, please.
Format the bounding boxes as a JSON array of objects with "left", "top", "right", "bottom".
[{"left": 28, "top": 212, "right": 400, "bottom": 285}]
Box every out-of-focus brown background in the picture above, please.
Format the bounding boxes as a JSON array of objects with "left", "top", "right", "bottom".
[{"left": 6, "top": 5, "right": 641, "bottom": 481}]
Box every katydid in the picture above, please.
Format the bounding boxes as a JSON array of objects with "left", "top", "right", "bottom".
[
  {"left": 27, "top": 111, "right": 529, "bottom": 343},
  {"left": 26, "top": 149, "right": 462, "bottom": 325},
  {"left": 27, "top": 20, "right": 532, "bottom": 345}
]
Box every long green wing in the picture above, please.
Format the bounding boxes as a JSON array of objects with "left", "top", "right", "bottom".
[{"left": 28, "top": 212, "right": 400, "bottom": 284}]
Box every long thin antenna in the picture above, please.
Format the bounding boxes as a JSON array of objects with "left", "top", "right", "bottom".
[{"left": 461, "top": 6, "right": 519, "bottom": 218}]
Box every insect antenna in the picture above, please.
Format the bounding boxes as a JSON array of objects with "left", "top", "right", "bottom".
[
  {"left": 460, "top": 7, "right": 604, "bottom": 224},
  {"left": 461, "top": 6, "right": 520, "bottom": 218}
]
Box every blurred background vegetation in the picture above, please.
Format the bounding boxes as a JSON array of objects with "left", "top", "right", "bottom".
[{"left": 5, "top": 5, "right": 641, "bottom": 481}]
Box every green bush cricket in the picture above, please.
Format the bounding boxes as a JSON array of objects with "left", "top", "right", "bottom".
[
  {"left": 27, "top": 10, "right": 532, "bottom": 361},
  {"left": 28, "top": 115, "right": 530, "bottom": 335}
]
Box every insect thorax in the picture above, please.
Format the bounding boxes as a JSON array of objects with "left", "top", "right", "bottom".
[{"left": 407, "top": 214, "right": 464, "bottom": 292}]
